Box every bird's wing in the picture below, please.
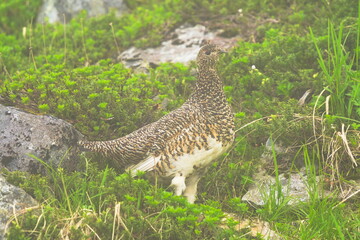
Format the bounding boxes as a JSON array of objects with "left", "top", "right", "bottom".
[{"left": 125, "top": 104, "right": 202, "bottom": 175}]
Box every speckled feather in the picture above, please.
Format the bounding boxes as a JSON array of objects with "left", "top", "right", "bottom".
[{"left": 78, "top": 44, "right": 235, "bottom": 203}]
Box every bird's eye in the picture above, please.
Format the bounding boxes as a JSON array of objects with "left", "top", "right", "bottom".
[{"left": 205, "top": 50, "right": 211, "bottom": 55}]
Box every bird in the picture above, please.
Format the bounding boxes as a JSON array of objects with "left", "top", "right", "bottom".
[{"left": 78, "top": 44, "right": 235, "bottom": 203}]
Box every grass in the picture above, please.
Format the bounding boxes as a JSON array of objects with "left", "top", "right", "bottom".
[
  {"left": 311, "top": 20, "right": 360, "bottom": 120},
  {"left": 0, "top": 0, "right": 359, "bottom": 239},
  {"left": 295, "top": 146, "right": 359, "bottom": 240},
  {"left": 2, "top": 159, "right": 248, "bottom": 239}
]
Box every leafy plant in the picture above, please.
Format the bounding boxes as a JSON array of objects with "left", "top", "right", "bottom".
[
  {"left": 0, "top": 62, "right": 195, "bottom": 139},
  {"left": 2, "top": 158, "right": 247, "bottom": 239},
  {"left": 311, "top": 19, "right": 360, "bottom": 120},
  {"left": 0, "top": 0, "right": 42, "bottom": 34}
]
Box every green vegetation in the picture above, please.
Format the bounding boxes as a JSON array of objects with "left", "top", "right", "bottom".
[
  {"left": 0, "top": 61, "right": 193, "bottom": 138},
  {"left": 2, "top": 159, "right": 245, "bottom": 239},
  {"left": 311, "top": 20, "right": 360, "bottom": 119},
  {"left": 0, "top": 0, "right": 42, "bottom": 34},
  {"left": 0, "top": 0, "right": 359, "bottom": 239}
]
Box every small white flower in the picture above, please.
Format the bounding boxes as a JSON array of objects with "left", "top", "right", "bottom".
[
  {"left": 238, "top": 9, "right": 243, "bottom": 13},
  {"left": 251, "top": 65, "right": 256, "bottom": 69}
]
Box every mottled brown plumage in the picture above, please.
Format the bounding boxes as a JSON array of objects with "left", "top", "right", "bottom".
[{"left": 78, "top": 44, "right": 235, "bottom": 203}]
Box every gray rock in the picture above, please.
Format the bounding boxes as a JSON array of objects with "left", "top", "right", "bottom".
[
  {"left": 0, "top": 104, "right": 83, "bottom": 174},
  {"left": 0, "top": 175, "right": 38, "bottom": 239},
  {"left": 242, "top": 170, "right": 329, "bottom": 206},
  {"left": 242, "top": 137, "right": 318, "bottom": 206},
  {"left": 37, "top": 0, "right": 128, "bottom": 23},
  {"left": 119, "top": 24, "right": 241, "bottom": 69}
]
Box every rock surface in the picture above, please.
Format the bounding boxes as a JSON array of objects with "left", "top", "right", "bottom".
[
  {"left": 37, "top": 0, "right": 128, "bottom": 23},
  {"left": 119, "top": 24, "right": 241, "bottom": 70},
  {"left": 0, "top": 104, "right": 83, "bottom": 174},
  {"left": 0, "top": 175, "right": 38, "bottom": 239},
  {"left": 241, "top": 171, "right": 325, "bottom": 206},
  {"left": 241, "top": 137, "right": 330, "bottom": 206}
]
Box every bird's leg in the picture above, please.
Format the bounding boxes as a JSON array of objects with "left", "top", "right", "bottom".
[
  {"left": 171, "top": 173, "right": 186, "bottom": 196},
  {"left": 183, "top": 173, "right": 202, "bottom": 204}
]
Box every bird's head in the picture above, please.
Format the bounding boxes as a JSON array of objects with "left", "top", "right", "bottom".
[{"left": 196, "top": 44, "right": 226, "bottom": 70}]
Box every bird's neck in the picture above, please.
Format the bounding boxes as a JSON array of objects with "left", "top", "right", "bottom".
[{"left": 190, "top": 67, "right": 226, "bottom": 103}]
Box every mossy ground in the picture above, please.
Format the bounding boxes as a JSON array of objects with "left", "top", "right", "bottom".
[{"left": 0, "top": 0, "right": 359, "bottom": 239}]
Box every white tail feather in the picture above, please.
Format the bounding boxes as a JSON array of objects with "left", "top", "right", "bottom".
[{"left": 126, "top": 156, "right": 160, "bottom": 177}]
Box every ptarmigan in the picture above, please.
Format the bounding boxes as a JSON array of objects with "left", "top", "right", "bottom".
[{"left": 78, "top": 44, "right": 235, "bottom": 203}]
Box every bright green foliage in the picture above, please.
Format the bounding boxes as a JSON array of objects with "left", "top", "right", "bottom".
[
  {"left": 0, "top": 61, "right": 195, "bottom": 138},
  {"left": 1, "top": 0, "right": 358, "bottom": 77},
  {"left": 220, "top": 30, "right": 322, "bottom": 113},
  {"left": 1, "top": 162, "right": 248, "bottom": 240},
  {"left": 311, "top": 20, "right": 360, "bottom": 120},
  {"left": 0, "top": 0, "right": 359, "bottom": 239},
  {"left": 0, "top": 3, "right": 183, "bottom": 75}
]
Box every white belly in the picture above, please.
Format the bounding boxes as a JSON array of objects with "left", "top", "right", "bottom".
[
  {"left": 167, "top": 137, "right": 230, "bottom": 177},
  {"left": 127, "top": 137, "right": 232, "bottom": 178}
]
